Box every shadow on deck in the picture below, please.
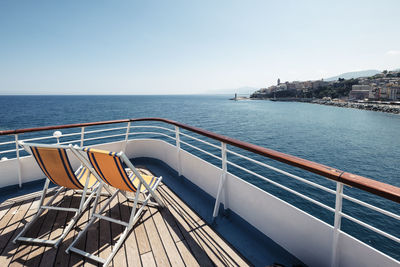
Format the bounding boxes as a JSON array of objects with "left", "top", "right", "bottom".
[{"left": 0, "top": 167, "right": 251, "bottom": 266}]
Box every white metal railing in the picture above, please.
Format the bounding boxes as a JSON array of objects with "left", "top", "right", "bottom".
[{"left": 0, "top": 120, "right": 398, "bottom": 266}]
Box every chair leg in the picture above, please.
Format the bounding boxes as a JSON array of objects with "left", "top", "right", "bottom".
[
  {"left": 90, "top": 182, "right": 104, "bottom": 217},
  {"left": 66, "top": 188, "right": 120, "bottom": 254},
  {"left": 13, "top": 182, "right": 93, "bottom": 247},
  {"left": 38, "top": 179, "right": 50, "bottom": 208},
  {"left": 13, "top": 182, "right": 63, "bottom": 244},
  {"left": 67, "top": 188, "right": 147, "bottom": 267},
  {"left": 143, "top": 177, "right": 165, "bottom": 208},
  {"left": 103, "top": 227, "right": 129, "bottom": 267}
]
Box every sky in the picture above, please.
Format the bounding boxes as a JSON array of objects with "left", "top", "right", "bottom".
[{"left": 0, "top": 0, "right": 399, "bottom": 95}]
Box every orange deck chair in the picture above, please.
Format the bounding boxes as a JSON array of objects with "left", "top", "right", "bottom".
[
  {"left": 66, "top": 146, "right": 164, "bottom": 267},
  {"left": 13, "top": 142, "right": 104, "bottom": 247}
]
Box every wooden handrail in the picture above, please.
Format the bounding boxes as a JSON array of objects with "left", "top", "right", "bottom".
[
  {"left": 1, "top": 117, "right": 399, "bottom": 203},
  {"left": 0, "top": 119, "right": 130, "bottom": 135}
]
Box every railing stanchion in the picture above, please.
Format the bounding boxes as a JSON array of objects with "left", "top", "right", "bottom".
[
  {"left": 213, "top": 142, "right": 228, "bottom": 219},
  {"left": 331, "top": 182, "right": 343, "bottom": 267},
  {"left": 53, "top": 131, "right": 62, "bottom": 144},
  {"left": 175, "top": 126, "right": 181, "bottom": 176},
  {"left": 80, "top": 127, "right": 85, "bottom": 147},
  {"left": 124, "top": 122, "right": 131, "bottom": 152},
  {"left": 222, "top": 142, "right": 228, "bottom": 210},
  {"left": 15, "top": 134, "right": 22, "bottom": 188}
]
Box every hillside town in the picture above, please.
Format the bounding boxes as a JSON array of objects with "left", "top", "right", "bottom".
[{"left": 251, "top": 70, "right": 400, "bottom": 101}]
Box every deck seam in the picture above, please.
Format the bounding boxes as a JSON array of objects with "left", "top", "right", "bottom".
[
  {"left": 140, "top": 206, "right": 159, "bottom": 266},
  {"left": 148, "top": 205, "right": 186, "bottom": 267},
  {"left": 30, "top": 191, "right": 66, "bottom": 266},
  {"left": 158, "top": 183, "right": 253, "bottom": 266},
  {"left": 5, "top": 198, "right": 36, "bottom": 264},
  {"left": 40, "top": 189, "right": 74, "bottom": 267},
  {"left": 158, "top": 187, "right": 213, "bottom": 266},
  {"left": 147, "top": 205, "right": 174, "bottom": 267}
]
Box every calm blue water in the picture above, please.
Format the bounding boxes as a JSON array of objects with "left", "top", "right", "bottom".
[{"left": 0, "top": 95, "right": 399, "bottom": 260}]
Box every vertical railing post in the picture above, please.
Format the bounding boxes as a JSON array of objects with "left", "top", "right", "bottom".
[
  {"left": 331, "top": 182, "right": 343, "bottom": 267},
  {"left": 175, "top": 126, "right": 181, "bottom": 176},
  {"left": 221, "top": 142, "right": 228, "bottom": 211},
  {"left": 212, "top": 142, "right": 228, "bottom": 219},
  {"left": 15, "top": 134, "right": 22, "bottom": 188},
  {"left": 124, "top": 121, "right": 131, "bottom": 152},
  {"left": 80, "top": 127, "right": 85, "bottom": 147},
  {"left": 53, "top": 131, "right": 62, "bottom": 144}
]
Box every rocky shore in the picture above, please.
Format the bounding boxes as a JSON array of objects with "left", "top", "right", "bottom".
[{"left": 311, "top": 99, "right": 400, "bottom": 114}]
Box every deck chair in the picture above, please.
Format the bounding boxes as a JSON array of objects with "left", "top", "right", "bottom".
[
  {"left": 13, "top": 142, "right": 104, "bottom": 248},
  {"left": 66, "top": 146, "right": 164, "bottom": 267}
]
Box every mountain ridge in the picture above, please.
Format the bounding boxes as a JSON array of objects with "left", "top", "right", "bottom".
[{"left": 324, "top": 70, "right": 381, "bottom": 81}]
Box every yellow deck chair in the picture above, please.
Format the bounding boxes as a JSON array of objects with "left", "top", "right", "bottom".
[
  {"left": 66, "top": 146, "right": 164, "bottom": 267},
  {"left": 13, "top": 142, "right": 103, "bottom": 247}
]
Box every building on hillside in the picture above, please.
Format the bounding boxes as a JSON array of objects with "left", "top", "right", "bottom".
[
  {"left": 349, "top": 85, "right": 371, "bottom": 100},
  {"left": 286, "top": 82, "right": 296, "bottom": 90},
  {"left": 388, "top": 85, "right": 400, "bottom": 100},
  {"left": 277, "top": 83, "right": 287, "bottom": 91},
  {"left": 368, "top": 87, "right": 380, "bottom": 100},
  {"left": 312, "top": 80, "right": 328, "bottom": 90},
  {"left": 380, "top": 87, "right": 388, "bottom": 99}
]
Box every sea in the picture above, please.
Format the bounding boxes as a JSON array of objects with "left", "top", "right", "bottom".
[{"left": 0, "top": 95, "right": 399, "bottom": 260}]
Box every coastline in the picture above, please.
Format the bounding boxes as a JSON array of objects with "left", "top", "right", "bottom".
[
  {"left": 249, "top": 97, "right": 400, "bottom": 114},
  {"left": 310, "top": 99, "right": 400, "bottom": 114}
]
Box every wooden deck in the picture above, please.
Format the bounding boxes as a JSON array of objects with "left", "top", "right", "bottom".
[{"left": 0, "top": 170, "right": 251, "bottom": 266}]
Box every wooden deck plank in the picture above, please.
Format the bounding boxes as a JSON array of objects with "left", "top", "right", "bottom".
[
  {"left": 142, "top": 206, "right": 171, "bottom": 267},
  {"left": 0, "top": 199, "right": 34, "bottom": 255},
  {"left": 0, "top": 171, "right": 251, "bottom": 267},
  {"left": 8, "top": 198, "right": 41, "bottom": 267},
  {"left": 0, "top": 202, "right": 22, "bottom": 239},
  {"left": 134, "top": 206, "right": 151, "bottom": 255},
  {"left": 53, "top": 192, "right": 82, "bottom": 266},
  {"left": 9, "top": 192, "right": 56, "bottom": 267},
  {"left": 140, "top": 251, "right": 156, "bottom": 267},
  {"left": 165, "top": 192, "right": 241, "bottom": 266},
  {"left": 160, "top": 185, "right": 250, "bottom": 266},
  {"left": 0, "top": 202, "right": 14, "bottom": 222},
  {"left": 2, "top": 196, "right": 41, "bottom": 267},
  {"left": 38, "top": 190, "right": 74, "bottom": 266},
  {"left": 109, "top": 191, "right": 127, "bottom": 267},
  {"left": 159, "top": 184, "right": 202, "bottom": 223},
  {"left": 166, "top": 201, "right": 214, "bottom": 266},
  {"left": 116, "top": 194, "right": 141, "bottom": 267},
  {"left": 176, "top": 240, "right": 200, "bottom": 267},
  {"left": 69, "top": 192, "right": 94, "bottom": 267},
  {"left": 157, "top": 185, "right": 218, "bottom": 265},
  {"left": 23, "top": 191, "right": 66, "bottom": 267},
  {"left": 98, "top": 195, "right": 113, "bottom": 265},
  {"left": 197, "top": 223, "right": 250, "bottom": 266},
  {"left": 83, "top": 193, "right": 101, "bottom": 267},
  {"left": 157, "top": 186, "right": 214, "bottom": 266},
  {"left": 159, "top": 205, "right": 184, "bottom": 242},
  {"left": 148, "top": 205, "right": 185, "bottom": 267}
]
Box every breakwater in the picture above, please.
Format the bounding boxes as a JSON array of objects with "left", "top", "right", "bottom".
[{"left": 312, "top": 99, "right": 400, "bottom": 114}]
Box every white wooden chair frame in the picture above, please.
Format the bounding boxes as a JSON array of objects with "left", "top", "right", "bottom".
[
  {"left": 66, "top": 146, "right": 164, "bottom": 267},
  {"left": 12, "top": 142, "right": 105, "bottom": 248}
]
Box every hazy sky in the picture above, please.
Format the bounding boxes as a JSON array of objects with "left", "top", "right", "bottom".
[{"left": 1, "top": 0, "right": 399, "bottom": 94}]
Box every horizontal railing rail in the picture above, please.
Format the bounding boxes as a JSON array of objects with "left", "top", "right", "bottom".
[
  {"left": 0, "top": 119, "right": 130, "bottom": 135},
  {"left": 0, "top": 117, "right": 399, "bottom": 204}
]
